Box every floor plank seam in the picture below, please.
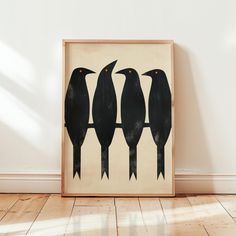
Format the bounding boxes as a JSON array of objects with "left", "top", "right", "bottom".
[
  {"left": 25, "top": 194, "right": 50, "bottom": 235},
  {"left": 138, "top": 197, "right": 148, "bottom": 234},
  {"left": 202, "top": 225, "right": 210, "bottom": 236},
  {"left": 114, "top": 198, "right": 119, "bottom": 236},
  {"left": 64, "top": 196, "right": 76, "bottom": 236},
  {"left": 0, "top": 208, "right": 10, "bottom": 221},
  {"left": 159, "top": 198, "right": 168, "bottom": 224},
  {"left": 0, "top": 194, "right": 20, "bottom": 222},
  {"left": 215, "top": 195, "right": 236, "bottom": 219}
]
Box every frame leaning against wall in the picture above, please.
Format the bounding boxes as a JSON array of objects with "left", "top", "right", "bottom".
[{"left": 61, "top": 40, "right": 175, "bottom": 197}]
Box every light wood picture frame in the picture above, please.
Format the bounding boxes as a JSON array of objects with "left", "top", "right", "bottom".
[{"left": 61, "top": 40, "right": 175, "bottom": 196}]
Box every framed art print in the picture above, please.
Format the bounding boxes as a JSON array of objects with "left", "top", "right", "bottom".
[{"left": 61, "top": 40, "right": 175, "bottom": 196}]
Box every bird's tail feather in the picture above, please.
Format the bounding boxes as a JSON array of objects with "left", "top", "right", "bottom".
[
  {"left": 157, "top": 146, "right": 165, "bottom": 179},
  {"left": 73, "top": 145, "right": 81, "bottom": 178},
  {"left": 101, "top": 146, "right": 109, "bottom": 179},
  {"left": 129, "top": 146, "right": 137, "bottom": 179}
]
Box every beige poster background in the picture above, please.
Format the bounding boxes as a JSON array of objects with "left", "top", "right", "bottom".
[{"left": 63, "top": 41, "right": 174, "bottom": 195}]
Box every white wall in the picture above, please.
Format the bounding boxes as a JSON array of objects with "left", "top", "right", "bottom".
[{"left": 0, "top": 0, "right": 236, "bottom": 193}]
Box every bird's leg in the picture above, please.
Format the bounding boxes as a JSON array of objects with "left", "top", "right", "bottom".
[
  {"left": 73, "top": 145, "right": 81, "bottom": 178},
  {"left": 157, "top": 146, "right": 165, "bottom": 179},
  {"left": 129, "top": 146, "right": 137, "bottom": 179},
  {"left": 101, "top": 146, "right": 109, "bottom": 179}
]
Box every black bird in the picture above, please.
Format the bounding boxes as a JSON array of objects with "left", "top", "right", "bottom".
[
  {"left": 92, "top": 60, "right": 117, "bottom": 179},
  {"left": 116, "top": 68, "right": 146, "bottom": 179},
  {"left": 65, "top": 67, "right": 95, "bottom": 178},
  {"left": 142, "top": 69, "right": 171, "bottom": 179}
]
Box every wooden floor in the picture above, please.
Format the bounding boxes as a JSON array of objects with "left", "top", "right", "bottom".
[{"left": 1, "top": 194, "right": 236, "bottom": 235}]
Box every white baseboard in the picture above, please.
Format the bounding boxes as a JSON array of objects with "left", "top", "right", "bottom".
[
  {"left": 0, "top": 172, "right": 61, "bottom": 193},
  {"left": 1, "top": 172, "right": 236, "bottom": 194},
  {"left": 175, "top": 172, "right": 236, "bottom": 194}
]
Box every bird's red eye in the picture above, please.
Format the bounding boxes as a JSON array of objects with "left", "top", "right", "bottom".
[
  {"left": 155, "top": 71, "right": 158, "bottom": 74},
  {"left": 129, "top": 70, "right": 132, "bottom": 73},
  {"left": 105, "top": 69, "right": 108, "bottom": 72},
  {"left": 79, "top": 70, "right": 82, "bottom": 73}
]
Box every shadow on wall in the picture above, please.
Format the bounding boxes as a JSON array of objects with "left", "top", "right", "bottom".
[
  {"left": 174, "top": 44, "right": 213, "bottom": 191},
  {"left": 0, "top": 40, "right": 60, "bottom": 171},
  {"left": 0, "top": 121, "right": 45, "bottom": 168},
  {"left": 0, "top": 73, "right": 51, "bottom": 170}
]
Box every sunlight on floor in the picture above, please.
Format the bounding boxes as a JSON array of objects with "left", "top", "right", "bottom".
[
  {"left": 0, "top": 217, "right": 69, "bottom": 235},
  {"left": 66, "top": 213, "right": 111, "bottom": 234},
  {"left": 0, "top": 202, "right": 229, "bottom": 235},
  {"left": 28, "top": 217, "right": 71, "bottom": 235}
]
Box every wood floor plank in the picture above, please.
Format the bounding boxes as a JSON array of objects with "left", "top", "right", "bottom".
[
  {"left": 205, "top": 224, "right": 236, "bottom": 236},
  {"left": 75, "top": 197, "right": 114, "bottom": 206},
  {"left": 1, "top": 194, "right": 236, "bottom": 235},
  {"left": 160, "top": 196, "right": 200, "bottom": 225},
  {"left": 0, "top": 212, "right": 5, "bottom": 221},
  {"left": 0, "top": 194, "right": 48, "bottom": 236},
  {"left": 0, "top": 211, "right": 41, "bottom": 236},
  {"left": 65, "top": 205, "right": 117, "bottom": 236},
  {"left": 156, "top": 224, "right": 208, "bottom": 236},
  {"left": 10, "top": 194, "right": 49, "bottom": 213},
  {"left": 187, "top": 195, "right": 236, "bottom": 226},
  {"left": 26, "top": 194, "right": 75, "bottom": 236},
  {"left": 216, "top": 195, "right": 236, "bottom": 218},
  {"left": 0, "top": 194, "right": 20, "bottom": 220},
  {"left": 139, "top": 198, "right": 166, "bottom": 235},
  {"left": 115, "top": 198, "right": 147, "bottom": 236}
]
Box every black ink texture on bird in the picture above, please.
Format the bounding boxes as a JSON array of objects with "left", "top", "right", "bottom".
[
  {"left": 65, "top": 67, "right": 95, "bottom": 178},
  {"left": 142, "top": 69, "right": 171, "bottom": 179},
  {"left": 116, "top": 68, "right": 146, "bottom": 179},
  {"left": 92, "top": 60, "right": 117, "bottom": 179}
]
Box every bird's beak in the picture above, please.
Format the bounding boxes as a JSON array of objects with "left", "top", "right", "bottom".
[
  {"left": 104, "top": 60, "right": 117, "bottom": 72},
  {"left": 142, "top": 71, "right": 150, "bottom": 76},
  {"left": 115, "top": 69, "right": 126, "bottom": 75},
  {"left": 85, "top": 69, "right": 96, "bottom": 74},
  {"left": 109, "top": 60, "right": 118, "bottom": 70}
]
